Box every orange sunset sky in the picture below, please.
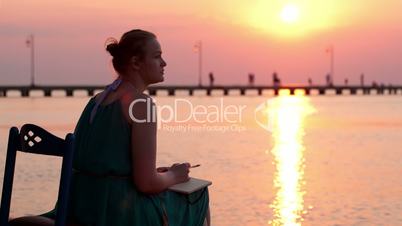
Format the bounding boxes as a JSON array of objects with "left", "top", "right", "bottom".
[{"left": 1, "top": 0, "right": 401, "bottom": 86}]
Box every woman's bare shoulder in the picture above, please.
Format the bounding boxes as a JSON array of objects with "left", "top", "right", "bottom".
[
  {"left": 120, "top": 90, "right": 154, "bottom": 124},
  {"left": 120, "top": 91, "right": 152, "bottom": 107}
]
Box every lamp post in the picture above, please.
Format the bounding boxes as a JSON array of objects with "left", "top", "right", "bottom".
[
  {"left": 193, "top": 40, "right": 203, "bottom": 87},
  {"left": 26, "top": 34, "right": 35, "bottom": 87}
]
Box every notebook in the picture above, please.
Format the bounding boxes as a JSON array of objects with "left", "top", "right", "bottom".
[{"left": 168, "top": 177, "right": 212, "bottom": 194}]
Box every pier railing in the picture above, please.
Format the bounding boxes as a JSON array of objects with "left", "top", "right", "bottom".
[{"left": 0, "top": 85, "right": 401, "bottom": 97}]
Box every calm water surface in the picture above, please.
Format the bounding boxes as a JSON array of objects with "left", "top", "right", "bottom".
[{"left": 0, "top": 94, "right": 401, "bottom": 226}]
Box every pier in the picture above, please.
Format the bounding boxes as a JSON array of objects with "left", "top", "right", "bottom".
[{"left": 0, "top": 85, "right": 401, "bottom": 97}]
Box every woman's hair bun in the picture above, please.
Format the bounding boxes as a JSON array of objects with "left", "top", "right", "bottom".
[
  {"left": 104, "top": 30, "right": 156, "bottom": 74},
  {"left": 105, "top": 38, "right": 120, "bottom": 57}
]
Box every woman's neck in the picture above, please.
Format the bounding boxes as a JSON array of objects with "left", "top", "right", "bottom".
[{"left": 120, "top": 73, "right": 148, "bottom": 93}]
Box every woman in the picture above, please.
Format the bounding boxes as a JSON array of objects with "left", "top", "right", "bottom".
[{"left": 10, "top": 29, "right": 210, "bottom": 226}]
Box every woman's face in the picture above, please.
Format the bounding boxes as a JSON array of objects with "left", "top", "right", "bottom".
[{"left": 138, "top": 38, "right": 167, "bottom": 84}]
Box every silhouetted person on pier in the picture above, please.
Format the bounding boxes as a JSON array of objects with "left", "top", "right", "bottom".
[
  {"left": 360, "top": 73, "right": 365, "bottom": 86},
  {"left": 325, "top": 73, "right": 333, "bottom": 87},
  {"left": 372, "top": 81, "right": 378, "bottom": 88},
  {"left": 273, "top": 72, "right": 281, "bottom": 87},
  {"left": 248, "top": 73, "right": 255, "bottom": 86},
  {"left": 209, "top": 72, "right": 215, "bottom": 87},
  {"left": 308, "top": 78, "right": 313, "bottom": 86},
  {"left": 344, "top": 78, "right": 349, "bottom": 86}
]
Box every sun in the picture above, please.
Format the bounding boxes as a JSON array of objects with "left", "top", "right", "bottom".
[
  {"left": 280, "top": 3, "right": 300, "bottom": 24},
  {"left": 245, "top": 1, "right": 340, "bottom": 39}
]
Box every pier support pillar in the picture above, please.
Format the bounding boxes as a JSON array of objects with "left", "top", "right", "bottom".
[
  {"left": 66, "top": 90, "right": 73, "bottom": 97},
  {"left": 305, "top": 89, "right": 310, "bottom": 96},
  {"left": 257, "top": 89, "right": 262, "bottom": 96},
  {"left": 350, "top": 89, "right": 357, "bottom": 95},
  {"left": 240, "top": 89, "right": 245, "bottom": 96},
  {"left": 44, "top": 90, "right": 51, "bottom": 97},
  {"left": 88, "top": 89, "right": 94, "bottom": 96},
  {"left": 206, "top": 89, "right": 211, "bottom": 96},
  {"left": 274, "top": 89, "right": 279, "bottom": 96},
  {"left": 21, "top": 89, "right": 29, "bottom": 97},
  {"left": 318, "top": 89, "right": 325, "bottom": 95},
  {"left": 336, "top": 89, "right": 342, "bottom": 95},
  {"left": 223, "top": 89, "right": 229, "bottom": 96},
  {"left": 377, "top": 89, "right": 383, "bottom": 95},
  {"left": 149, "top": 89, "right": 156, "bottom": 96},
  {"left": 168, "top": 89, "right": 175, "bottom": 96},
  {"left": 189, "top": 90, "right": 193, "bottom": 96},
  {"left": 289, "top": 89, "right": 295, "bottom": 95}
]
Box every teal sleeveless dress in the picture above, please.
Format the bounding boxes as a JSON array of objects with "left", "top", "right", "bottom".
[{"left": 41, "top": 97, "right": 209, "bottom": 226}]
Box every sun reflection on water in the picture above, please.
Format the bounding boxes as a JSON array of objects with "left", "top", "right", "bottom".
[{"left": 266, "top": 95, "right": 315, "bottom": 226}]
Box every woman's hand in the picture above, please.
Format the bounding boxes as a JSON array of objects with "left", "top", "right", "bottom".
[
  {"left": 156, "top": 163, "right": 190, "bottom": 173},
  {"left": 169, "top": 163, "right": 191, "bottom": 184}
]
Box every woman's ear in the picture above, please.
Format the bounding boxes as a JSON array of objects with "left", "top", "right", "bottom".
[{"left": 130, "top": 56, "right": 142, "bottom": 71}]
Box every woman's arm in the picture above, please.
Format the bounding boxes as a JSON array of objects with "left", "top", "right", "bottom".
[{"left": 125, "top": 94, "right": 189, "bottom": 194}]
